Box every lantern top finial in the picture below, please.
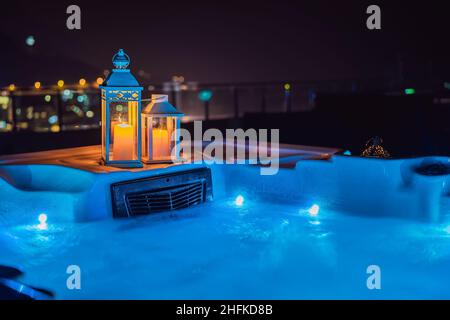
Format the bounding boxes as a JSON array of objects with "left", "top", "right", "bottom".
[
  {"left": 112, "top": 49, "right": 130, "bottom": 69},
  {"left": 101, "top": 49, "right": 142, "bottom": 87}
]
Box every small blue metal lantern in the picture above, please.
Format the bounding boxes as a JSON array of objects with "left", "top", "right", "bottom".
[
  {"left": 100, "top": 49, "right": 143, "bottom": 168},
  {"left": 142, "top": 95, "right": 184, "bottom": 164}
]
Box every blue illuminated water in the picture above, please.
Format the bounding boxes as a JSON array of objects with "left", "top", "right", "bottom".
[{"left": 1, "top": 197, "right": 450, "bottom": 299}]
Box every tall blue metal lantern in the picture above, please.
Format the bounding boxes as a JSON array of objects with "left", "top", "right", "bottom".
[{"left": 100, "top": 49, "right": 143, "bottom": 168}]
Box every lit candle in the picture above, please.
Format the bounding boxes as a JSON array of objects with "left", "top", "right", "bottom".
[
  {"left": 113, "top": 123, "right": 135, "bottom": 160},
  {"left": 110, "top": 120, "right": 119, "bottom": 141},
  {"left": 152, "top": 128, "right": 169, "bottom": 159}
]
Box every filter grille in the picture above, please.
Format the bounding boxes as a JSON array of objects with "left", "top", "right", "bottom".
[
  {"left": 111, "top": 168, "right": 212, "bottom": 218},
  {"left": 126, "top": 181, "right": 205, "bottom": 215}
]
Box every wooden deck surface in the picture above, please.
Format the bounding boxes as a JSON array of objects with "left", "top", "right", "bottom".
[{"left": 0, "top": 144, "right": 341, "bottom": 173}]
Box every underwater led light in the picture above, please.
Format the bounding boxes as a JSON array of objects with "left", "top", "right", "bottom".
[
  {"left": 38, "top": 213, "right": 47, "bottom": 224},
  {"left": 308, "top": 204, "right": 320, "bottom": 216},
  {"left": 37, "top": 213, "right": 48, "bottom": 230},
  {"left": 235, "top": 195, "right": 244, "bottom": 207},
  {"left": 444, "top": 225, "right": 450, "bottom": 234}
]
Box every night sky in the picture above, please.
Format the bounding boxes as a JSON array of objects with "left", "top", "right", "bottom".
[{"left": 1, "top": 0, "right": 449, "bottom": 86}]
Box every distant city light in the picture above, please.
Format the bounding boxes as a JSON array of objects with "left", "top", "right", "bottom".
[
  {"left": 26, "top": 107, "right": 33, "bottom": 120},
  {"left": 172, "top": 75, "right": 185, "bottom": 83},
  {"left": 198, "top": 90, "right": 213, "bottom": 102},
  {"left": 0, "top": 98, "right": 8, "bottom": 109},
  {"left": 8, "top": 84, "right": 15, "bottom": 91},
  {"left": 234, "top": 195, "right": 245, "bottom": 207},
  {"left": 404, "top": 88, "right": 415, "bottom": 95},
  {"left": 57, "top": 80, "right": 65, "bottom": 88},
  {"left": 96, "top": 77, "right": 104, "bottom": 85},
  {"left": 308, "top": 204, "right": 320, "bottom": 216},
  {"left": 25, "top": 35, "right": 35, "bottom": 47},
  {"left": 79, "top": 78, "right": 86, "bottom": 86},
  {"left": 50, "top": 124, "right": 60, "bottom": 132},
  {"left": 48, "top": 115, "right": 58, "bottom": 124},
  {"left": 63, "top": 89, "right": 71, "bottom": 97},
  {"left": 34, "top": 81, "right": 41, "bottom": 89},
  {"left": 77, "top": 95, "right": 85, "bottom": 103},
  {"left": 71, "top": 105, "right": 83, "bottom": 116},
  {"left": 44, "top": 95, "right": 52, "bottom": 102},
  {"left": 86, "top": 110, "right": 94, "bottom": 118},
  {"left": 284, "top": 83, "right": 291, "bottom": 91}
]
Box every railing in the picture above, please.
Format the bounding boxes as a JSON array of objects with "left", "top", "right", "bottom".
[
  {"left": 0, "top": 86, "right": 101, "bottom": 133},
  {"left": 152, "top": 78, "right": 401, "bottom": 122},
  {"left": 0, "top": 78, "right": 427, "bottom": 133}
]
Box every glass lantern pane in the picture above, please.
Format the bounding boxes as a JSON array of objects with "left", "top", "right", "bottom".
[
  {"left": 142, "top": 115, "right": 180, "bottom": 162},
  {"left": 141, "top": 115, "right": 151, "bottom": 161},
  {"left": 167, "top": 116, "right": 177, "bottom": 159},
  {"left": 108, "top": 100, "right": 138, "bottom": 161},
  {"left": 101, "top": 98, "right": 106, "bottom": 160},
  {"left": 151, "top": 117, "right": 171, "bottom": 160}
]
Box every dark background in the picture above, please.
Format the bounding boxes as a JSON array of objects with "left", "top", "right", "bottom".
[{"left": 1, "top": 0, "right": 449, "bottom": 86}]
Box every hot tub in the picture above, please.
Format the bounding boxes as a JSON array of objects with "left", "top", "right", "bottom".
[{"left": 0, "top": 145, "right": 449, "bottom": 299}]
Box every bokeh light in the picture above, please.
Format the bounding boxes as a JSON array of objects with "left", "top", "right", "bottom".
[{"left": 25, "top": 35, "right": 35, "bottom": 46}]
